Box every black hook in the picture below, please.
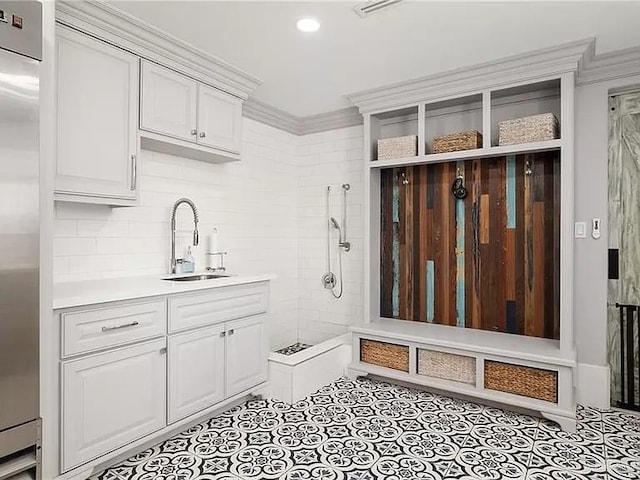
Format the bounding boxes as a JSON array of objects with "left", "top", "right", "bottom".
[{"left": 451, "top": 173, "right": 467, "bottom": 199}]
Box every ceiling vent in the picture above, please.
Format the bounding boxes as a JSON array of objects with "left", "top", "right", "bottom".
[{"left": 354, "top": 0, "right": 404, "bottom": 17}]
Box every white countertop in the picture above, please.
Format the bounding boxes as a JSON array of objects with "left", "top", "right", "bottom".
[{"left": 53, "top": 273, "right": 274, "bottom": 310}]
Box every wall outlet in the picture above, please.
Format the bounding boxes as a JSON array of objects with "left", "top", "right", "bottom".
[
  {"left": 575, "top": 222, "right": 587, "bottom": 239},
  {"left": 592, "top": 218, "right": 601, "bottom": 239}
]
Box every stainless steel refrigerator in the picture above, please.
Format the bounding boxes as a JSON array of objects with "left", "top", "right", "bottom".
[{"left": 0, "top": 2, "right": 42, "bottom": 478}]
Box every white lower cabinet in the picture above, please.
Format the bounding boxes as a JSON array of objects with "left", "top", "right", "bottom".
[
  {"left": 226, "top": 315, "right": 268, "bottom": 397},
  {"left": 61, "top": 339, "right": 167, "bottom": 471},
  {"left": 57, "top": 282, "right": 270, "bottom": 475},
  {"left": 168, "top": 324, "right": 225, "bottom": 424}
]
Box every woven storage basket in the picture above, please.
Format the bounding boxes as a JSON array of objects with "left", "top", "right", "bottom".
[
  {"left": 432, "top": 130, "right": 483, "bottom": 154},
  {"left": 360, "top": 339, "right": 409, "bottom": 372},
  {"left": 484, "top": 361, "right": 558, "bottom": 403},
  {"left": 417, "top": 349, "right": 476, "bottom": 385},
  {"left": 377, "top": 135, "right": 417, "bottom": 160},
  {"left": 498, "top": 113, "right": 559, "bottom": 146}
]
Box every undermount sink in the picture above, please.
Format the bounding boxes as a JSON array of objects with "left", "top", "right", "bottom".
[{"left": 163, "top": 274, "right": 230, "bottom": 282}]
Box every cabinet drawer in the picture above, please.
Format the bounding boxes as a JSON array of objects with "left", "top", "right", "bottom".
[
  {"left": 169, "top": 282, "right": 268, "bottom": 333},
  {"left": 62, "top": 300, "right": 166, "bottom": 357}
]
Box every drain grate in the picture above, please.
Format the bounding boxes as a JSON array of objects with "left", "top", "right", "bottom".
[{"left": 275, "top": 342, "right": 313, "bottom": 356}]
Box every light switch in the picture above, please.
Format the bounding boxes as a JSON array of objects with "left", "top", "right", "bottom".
[{"left": 575, "top": 222, "right": 586, "bottom": 239}]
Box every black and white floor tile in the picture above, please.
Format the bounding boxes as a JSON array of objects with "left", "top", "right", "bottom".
[{"left": 94, "top": 378, "right": 640, "bottom": 480}]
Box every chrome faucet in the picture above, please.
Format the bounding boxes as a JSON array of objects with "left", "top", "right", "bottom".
[{"left": 170, "top": 198, "right": 199, "bottom": 274}]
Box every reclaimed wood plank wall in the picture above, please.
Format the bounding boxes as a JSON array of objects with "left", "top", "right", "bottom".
[{"left": 380, "top": 151, "right": 560, "bottom": 339}]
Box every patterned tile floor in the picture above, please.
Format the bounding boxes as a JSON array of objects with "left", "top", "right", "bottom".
[{"left": 95, "top": 377, "right": 640, "bottom": 480}]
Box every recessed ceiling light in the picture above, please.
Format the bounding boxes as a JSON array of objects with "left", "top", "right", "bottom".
[{"left": 297, "top": 18, "right": 320, "bottom": 33}]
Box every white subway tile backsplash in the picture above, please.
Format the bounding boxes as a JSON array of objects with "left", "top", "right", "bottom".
[
  {"left": 53, "top": 237, "right": 96, "bottom": 257},
  {"left": 76, "top": 220, "right": 129, "bottom": 238},
  {"left": 54, "top": 219, "right": 76, "bottom": 236},
  {"left": 295, "top": 125, "right": 365, "bottom": 344},
  {"left": 68, "top": 254, "right": 124, "bottom": 273}
]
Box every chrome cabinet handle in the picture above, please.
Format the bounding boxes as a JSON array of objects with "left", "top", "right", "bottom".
[
  {"left": 130, "top": 154, "right": 137, "bottom": 191},
  {"left": 101, "top": 320, "right": 139, "bottom": 332},
  {"left": 220, "top": 331, "right": 226, "bottom": 338},
  {"left": 199, "top": 132, "right": 206, "bottom": 138},
  {"left": 191, "top": 129, "right": 197, "bottom": 136},
  {"left": 228, "top": 329, "right": 234, "bottom": 336}
]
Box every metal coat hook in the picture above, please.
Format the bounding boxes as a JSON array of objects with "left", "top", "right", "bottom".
[
  {"left": 525, "top": 160, "right": 533, "bottom": 176},
  {"left": 451, "top": 167, "right": 467, "bottom": 199},
  {"left": 399, "top": 172, "right": 409, "bottom": 185}
]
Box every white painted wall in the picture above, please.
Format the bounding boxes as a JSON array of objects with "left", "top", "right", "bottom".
[
  {"left": 296, "top": 125, "right": 364, "bottom": 344},
  {"left": 574, "top": 74, "right": 640, "bottom": 407},
  {"left": 53, "top": 118, "right": 299, "bottom": 348}
]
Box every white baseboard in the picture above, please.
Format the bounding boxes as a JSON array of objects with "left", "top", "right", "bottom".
[{"left": 577, "top": 363, "right": 610, "bottom": 409}]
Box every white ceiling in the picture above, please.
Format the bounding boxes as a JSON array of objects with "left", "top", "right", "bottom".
[{"left": 111, "top": 1, "right": 640, "bottom": 117}]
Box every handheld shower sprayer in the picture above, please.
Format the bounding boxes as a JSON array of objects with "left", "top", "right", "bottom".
[
  {"left": 330, "top": 216, "right": 342, "bottom": 240},
  {"left": 322, "top": 184, "right": 351, "bottom": 298},
  {"left": 330, "top": 217, "right": 350, "bottom": 252}
]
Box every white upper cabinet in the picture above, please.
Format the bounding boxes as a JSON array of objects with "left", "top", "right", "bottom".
[
  {"left": 140, "top": 61, "right": 198, "bottom": 142},
  {"left": 197, "top": 83, "right": 242, "bottom": 154},
  {"left": 55, "top": 26, "right": 139, "bottom": 204},
  {"left": 139, "top": 60, "right": 242, "bottom": 163}
]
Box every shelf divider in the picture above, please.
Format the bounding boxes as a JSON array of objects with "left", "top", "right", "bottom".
[
  {"left": 482, "top": 90, "right": 492, "bottom": 148},
  {"left": 417, "top": 103, "right": 426, "bottom": 157}
]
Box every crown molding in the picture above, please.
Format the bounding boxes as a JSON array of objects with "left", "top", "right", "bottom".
[
  {"left": 56, "top": 1, "right": 261, "bottom": 99},
  {"left": 577, "top": 44, "right": 640, "bottom": 86},
  {"left": 347, "top": 38, "right": 595, "bottom": 114},
  {"left": 243, "top": 98, "right": 301, "bottom": 134},
  {"left": 301, "top": 106, "right": 363, "bottom": 135},
  {"left": 243, "top": 98, "right": 363, "bottom": 136}
]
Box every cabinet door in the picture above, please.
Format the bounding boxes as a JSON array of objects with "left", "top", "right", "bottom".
[
  {"left": 167, "top": 324, "right": 225, "bottom": 424},
  {"left": 56, "top": 27, "right": 138, "bottom": 200},
  {"left": 61, "top": 339, "right": 166, "bottom": 471},
  {"left": 225, "top": 314, "right": 268, "bottom": 397},
  {"left": 140, "top": 60, "right": 198, "bottom": 142},
  {"left": 196, "top": 84, "right": 242, "bottom": 154}
]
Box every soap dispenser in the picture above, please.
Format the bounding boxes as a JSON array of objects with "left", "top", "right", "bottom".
[{"left": 183, "top": 245, "right": 195, "bottom": 273}]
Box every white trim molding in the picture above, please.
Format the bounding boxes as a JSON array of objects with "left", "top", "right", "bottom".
[
  {"left": 243, "top": 99, "right": 300, "bottom": 135},
  {"left": 578, "top": 45, "right": 640, "bottom": 86},
  {"left": 347, "top": 38, "right": 594, "bottom": 113},
  {"left": 301, "top": 107, "right": 364, "bottom": 135},
  {"left": 56, "top": 0, "right": 261, "bottom": 100},
  {"left": 243, "top": 98, "right": 363, "bottom": 136},
  {"left": 576, "top": 363, "right": 610, "bottom": 409}
]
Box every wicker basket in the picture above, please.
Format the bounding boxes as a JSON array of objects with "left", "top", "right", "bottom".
[
  {"left": 432, "top": 130, "right": 483, "bottom": 154},
  {"left": 417, "top": 349, "right": 476, "bottom": 385},
  {"left": 484, "top": 361, "right": 558, "bottom": 403},
  {"left": 377, "top": 135, "right": 417, "bottom": 160},
  {"left": 498, "top": 113, "right": 559, "bottom": 146},
  {"left": 360, "top": 339, "right": 409, "bottom": 372}
]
